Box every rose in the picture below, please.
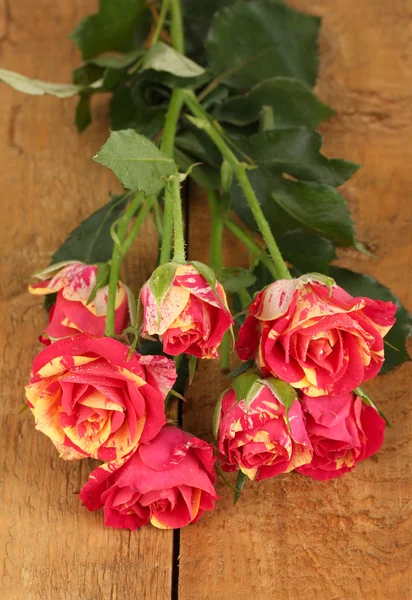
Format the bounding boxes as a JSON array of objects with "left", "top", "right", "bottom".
[
  {"left": 296, "top": 392, "right": 386, "bottom": 480},
  {"left": 236, "top": 275, "right": 396, "bottom": 397},
  {"left": 141, "top": 262, "right": 233, "bottom": 358},
  {"left": 29, "top": 261, "right": 130, "bottom": 339},
  {"left": 79, "top": 425, "right": 218, "bottom": 529},
  {"left": 216, "top": 376, "right": 312, "bottom": 481},
  {"left": 25, "top": 334, "right": 176, "bottom": 461}
]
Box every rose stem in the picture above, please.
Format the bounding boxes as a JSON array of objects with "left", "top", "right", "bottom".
[
  {"left": 183, "top": 90, "right": 291, "bottom": 281},
  {"left": 150, "top": 0, "right": 170, "bottom": 47},
  {"left": 170, "top": 176, "right": 186, "bottom": 262},
  {"left": 208, "top": 189, "right": 230, "bottom": 371},
  {"left": 223, "top": 217, "right": 279, "bottom": 280},
  {"left": 105, "top": 191, "right": 143, "bottom": 337},
  {"left": 159, "top": 0, "right": 185, "bottom": 265}
]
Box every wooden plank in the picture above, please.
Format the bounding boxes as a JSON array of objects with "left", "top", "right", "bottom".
[
  {"left": 180, "top": 1, "right": 412, "bottom": 598},
  {"left": 0, "top": 2, "right": 173, "bottom": 599}
]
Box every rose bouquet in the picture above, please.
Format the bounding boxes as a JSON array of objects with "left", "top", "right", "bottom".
[{"left": 5, "top": 0, "right": 410, "bottom": 531}]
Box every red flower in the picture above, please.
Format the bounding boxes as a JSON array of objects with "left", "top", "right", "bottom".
[
  {"left": 217, "top": 377, "right": 312, "bottom": 480},
  {"left": 236, "top": 276, "right": 396, "bottom": 397},
  {"left": 29, "top": 262, "right": 130, "bottom": 339},
  {"left": 296, "top": 392, "right": 386, "bottom": 480},
  {"left": 25, "top": 335, "right": 176, "bottom": 461},
  {"left": 141, "top": 263, "right": 233, "bottom": 359},
  {"left": 79, "top": 426, "right": 219, "bottom": 529}
]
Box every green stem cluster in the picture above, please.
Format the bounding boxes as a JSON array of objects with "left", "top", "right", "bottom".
[
  {"left": 159, "top": 89, "right": 185, "bottom": 265},
  {"left": 158, "top": 0, "right": 186, "bottom": 265},
  {"left": 105, "top": 191, "right": 143, "bottom": 337},
  {"left": 183, "top": 91, "right": 291, "bottom": 281}
]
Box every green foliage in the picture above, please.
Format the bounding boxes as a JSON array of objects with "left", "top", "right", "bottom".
[
  {"left": 219, "top": 267, "right": 257, "bottom": 294},
  {"left": 51, "top": 193, "right": 129, "bottom": 264},
  {"left": 231, "top": 170, "right": 356, "bottom": 247},
  {"left": 217, "top": 77, "right": 335, "bottom": 128},
  {"left": 148, "top": 263, "right": 179, "bottom": 316},
  {"left": 266, "top": 377, "right": 297, "bottom": 420},
  {"left": 234, "top": 470, "right": 247, "bottom": 504},
  {"left": 70, "top": 0, "right": 149, "bottom": 60},
  {"left": 75, "top": 94, "right": 91, "bottom": 132},
  {"left": 207, "top": 0, "right": 320, "bottom": 88},
  {"left": 278, "top": 230, "right": 337, "bottom": 274},
  {"left": 240, "top": 128, "right": 360, "bottom": 188},
  {"left": 232, "top": 372, "right": 264, "bottom": 408},
  {"left": 110, "top": 86, "right": 166, "bottom": 137},
  {"left": 142, "top": 42, "right": 206, "bottom": 78},
  {"left": 94, "top": 130, "right": 177, "bottom": 194},
  {"left": 0, "top": 68, "right": 96, "bottom": 97},
  {"left": 10, "top": 0, "right": 407, "bottom": 375}
]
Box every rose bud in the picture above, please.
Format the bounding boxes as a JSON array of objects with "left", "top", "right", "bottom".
[
  {"left": 236, "top": 274, "right": 396, "bottom": 397},
  {"left": 216, "top": 374, "right": 312, "bottom": 481},
  {"left": 29, "top": 261, "right": 130, "bottom": 339},
  {"left": 79, "top": 425, "right": 219, "bottom": 530},
  {"left": 25, "top": 334, "right": 176, "bottom": 461},
  {"left": 296, "top": 392, "right": 386, "bottom": 480},
  {"left": 140, "top": 261, "right": 233, "bottom": 359}
]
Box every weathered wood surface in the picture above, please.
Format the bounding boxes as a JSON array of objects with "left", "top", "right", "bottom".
[
  {"left": 0, "top": 2, "right": 173, "bottom": 599},
  {"left": 0, "top": 1, "right": 411, "bottom": 599},
  {"left": 181, "top": 1, "right": 412, "bottom": 599}
]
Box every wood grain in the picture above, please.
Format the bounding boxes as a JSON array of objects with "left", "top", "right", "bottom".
[
  {"left": 180, "top": 1, "right": 412, "bottom": 599},
  {"left": 0, "top": 2, "right": 173, "bottom": 599}
]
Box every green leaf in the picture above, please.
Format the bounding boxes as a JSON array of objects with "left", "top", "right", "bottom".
[
  {"left": 265, "top": 377, "right": 297, "bottom": 422},
  {"left": 330, "top": 267, "right": 412, "bottom": 374},
  {"left": 188, "top": 355, "right": 197, "bottom": 384},
  {"left": 88, "top": 48, "right": 144, "bottom": 69},
  {"left": 87, "top": 262, "right": 111, "bottom": 304},
  {"left": 142, "top": 42, "right": 206, "bottom": 78},
  {"left": 110, "top": 86, "right": 166, "bottom": 138},
  {"left": 270, "top": 176, "right": 356, "bottom": 246},
  {"left": 225, "top": 359, "right": 255, "bottom": 379},
  {"left": 232, "top": 372, "right": 263, "bottom": 409},
  {"left": 189, "top": 261, "right": 221, "bottom": 298},
  {"left": 234, "top": 470, "right": 247, "bottom": 504},
  {"left": 231, "top": 170, "right": 356, "bottom": 247},
  {"left": 149, "top": 263, "right": 179, "bottom": 316},
  {"left": 182, "top": 0, "right": 237, "bottom": 63},
  {"left": 174, "top": 148, "right": 221, "bottom": 189},
  {"left": 219, "top": 267, "right": 256, "bottom": 294},
  {"left": 207, "top": 0, "right": 320, "bottom": 89},
  {"left": 70, "top": 0, "right": 149, "bottom": 60},
  {"left": 175, "top": 127, "right": 222, "bottom": 169},
  {"left": 73, "top": 64, "right": 104, "bottom": 86},
  {"left": 75, "top": 94, "right": 92, "bottom": 132},
  {"left": 51, "top": 193, "right": 129, "bottom": 264},
  {"left": 355, "top": 387, "right": 392, "bottom": 428},
  {"left": 278, "top": 230, "right": 337, "bottom": 274},
  {"left": 0, "top": 68, "right": 97, "bottom": 98},
  {"left": 94, "top": 130, "right": 177, "bottom": 194},
  {"left": 242, "top": 128, "right": 360, "bottom": 187},
  {"left": 101, "top": 67, "right": 126, "bottom": 90},
  {"left": 218, "top": 77, "right": 334, "bottom": 128}
]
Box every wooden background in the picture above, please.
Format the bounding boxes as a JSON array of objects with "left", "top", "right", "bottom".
[{"left": 1, "top": 1, "right": 411, "bottom": 598}]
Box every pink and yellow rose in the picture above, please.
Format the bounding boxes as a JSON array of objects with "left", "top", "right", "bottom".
[
  {"left": 216, "top": 376, "right": 312, "bottom": 480},
  {"left": 29, "top": 261, "right": 130, "bottom": 339},
  {"left": 79, "top": 425, "right": 218, "bottom": 529},
  {"left": 236, "top": 276, "right": 396, "bottom": 397},
  {"left": 296, "top": 392, "right": 386, "bottom": 480},
  {"left": 141, "top": 262, "right": 233, "bottom": 359},
  {"left": 25, "top": 335, "right": 176, "bottom": 461}
]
